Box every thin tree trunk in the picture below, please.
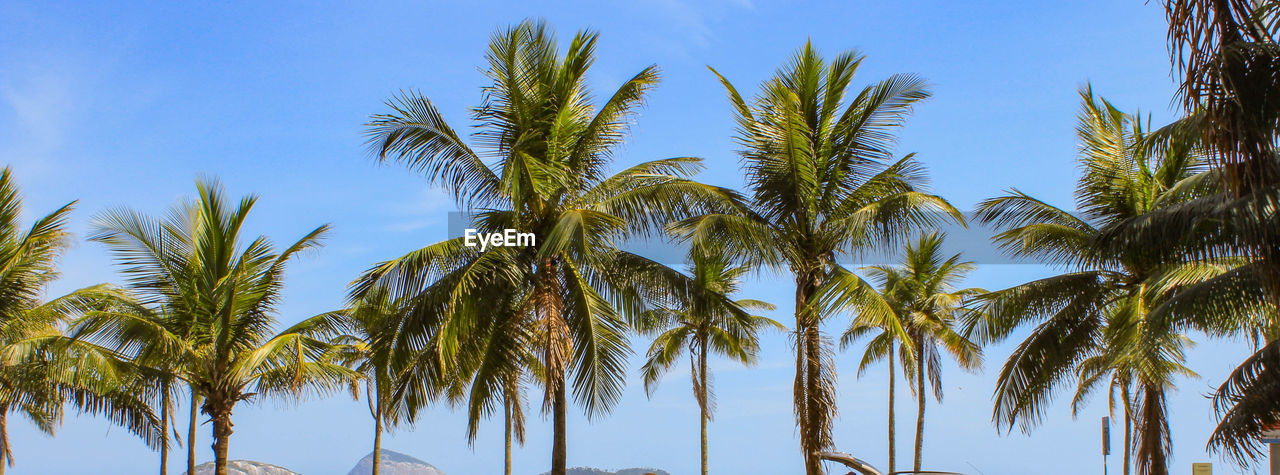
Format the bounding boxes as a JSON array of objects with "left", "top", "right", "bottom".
[
  {"left": 796, "top": 272, "right": 827, "bottom": 475},
  {"left": 914, "top": 338, "right": 925, "bottom": 472},
  {"left": 888, "top": 344, "right": 896, "bottom": 474},
  {"left": 187, "top": 387, "right": 198, "bottom": 475},
  {"left": 504, "top": 397, "right": 513, "bottom": 475},
  {"left": 1122, "top": 384, "right": 1132, "bottom": 475},
  {"left": 699, "top": 341, "right": 709, "bottom": 475},
  {"left": 211, "top": 411, "right": 232, "bottom": 475},
  {"left": 551, "top": 381, "right": 567, "bottom": 475},
  {"left": 1, "top": 408, "right": 8, "bottom": 475},
  {"left": 372, "top": 406, "right": 382, "bottom": 475},
  {"left": 160, "top": 380, "right": 170, "bottom": 475}
]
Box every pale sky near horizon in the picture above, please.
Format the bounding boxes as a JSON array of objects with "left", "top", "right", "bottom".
[{"left": 0, "top": 1, "right": 1264, "bottom": 474}]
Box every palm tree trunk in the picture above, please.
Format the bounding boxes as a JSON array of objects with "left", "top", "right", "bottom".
[
  {"left": 538, "top": 259, "right": 569, "bottom": 475},
  {"left": 1, "top": 407, "right": 8, "bottom": 475},
  {"left": 888, "top": 345, "right": 896, "bottom": 474},
  {"left": 1134, "top": 384, "right": 1170, "bottom": 475},
  {"left": 551, "top": 380, "right": 567, "bottom": 475},
  {"left": 372, "top": 406, "right": 383, "bottom": 475},
  {"left": 796, "top": 271, "right": 827, "bottom": 475},
  {"left": 211, "top": 410, "right": 232, "bottom": 475},
  {"left": 1122, "top": 384, "right": 1132, "bottom": 475},
  {"left": 160, "top": 381, "right": 170, "bottom": 475},
  {"left": 699, "top": 340, "right": 709, "bottom": 475},
  {"left": 914, "top": 338, "right": 925, "bottom": 472},
  {"left": 504, "top": 397, "right": 513, "bottom": 475},
  {"left": 188, "top": 387, "right": 199, "bottom": 475}
]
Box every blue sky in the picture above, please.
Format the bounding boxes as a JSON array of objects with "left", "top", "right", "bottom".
[{"left": 0, "top": 1, "right": 1261, "bottom": 474}]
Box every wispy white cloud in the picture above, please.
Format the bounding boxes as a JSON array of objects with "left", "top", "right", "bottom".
[
  {"left": 0, "top": 65, "right": 81, "bottom": 173},
  {"left": 381, "top": 187, "right": 452, "bottom": 232},
  {"left": 635, "top": 0, "right": 755, "bottom": 58}
]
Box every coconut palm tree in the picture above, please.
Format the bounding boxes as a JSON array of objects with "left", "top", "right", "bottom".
[
  {"left": 316, "top": 287, "right": 445, "bottom": 475},
  {"left": 357, "top": 20, "right": 738, "bottom": 475},
  {"left": 842, "top": 233, "right": 982, "bottom": 472},
  {"left": 332, "top": 290, "right": 398, "bottom": 475},
  {"left": 81, "top": 179, "right": 356, "bottom": 475},
  {"left": 840, "top": 294, "right": 911, "bottom": 474},
  {"left": 676, "top": 42, "right": 959, "bottom": 474},
  {"left": 66, "top": 286, "right": 209, "bottom": 475},
  {"left": 638, "top": 246, "right": 783, "bottom": 475},
  {"left": 75, "top": 299, "right": 188, "bottom": 475},
  {"left": 966, "top": 87, "right": 1231, "bottom": 475},
  {"left": 1097, "top": 2, "right": 1280, "bottom": 464},
  {"left": 0, "top": 168, "right": 164, "bottom": 474}
]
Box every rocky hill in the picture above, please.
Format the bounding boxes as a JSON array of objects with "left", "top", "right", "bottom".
[
  {"left": 541, "top": 467, "right": 670, "bottom": 475},
  {"left": 186, "top": 460, "right": 301, "bottom": 475},
  {"left": 347, "top": 449, "right": 446, "bottom": 475}
]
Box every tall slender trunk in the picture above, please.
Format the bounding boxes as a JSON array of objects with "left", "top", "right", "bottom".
[
  {"left": 1122, "top": 384, "right": 1132, "bottom": 475},
  {"left": 372, "top": 405, "right": 383, "bottom": 475},
  {"left": 160, "top": 380, "right": 170, "bottom": 475},
  {"left": 1, "top": 408, "right": 8, "bottom": 475},
  {"left": 187, "top": 387, "right": 198, "bottom": 475},
  {"left": 888, "top": 344, "right": 896, "bottom": 474},
  {"left": 551, "top": 381, "right": 567, "bottom": 475},
  {"left": 913, "top": 337, "right": 925, "bottom": 472},
  {"left": 795, "top": 271, "right": 828, "bottom": 475},
  {"left": 1135, "top": 384, "right": 1170, "bottom": 475},
  {"left": 538, "top": 258, "right": 569, "bottom": 475},
  {"left": 699, "top": 340, "right": 709, "bottom": 475},
  {"left": 504, "top": 397, "right": 513, "bottom": 475},
  {"left": 211, "top": 409, "right": 233, "bottom": 475}
]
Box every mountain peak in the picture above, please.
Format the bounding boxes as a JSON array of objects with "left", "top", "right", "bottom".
[
  {"left": 347, "top": 449, "right": 446, "bottom": 475},
  {"left": 185, "top": 460, "right": 301, "bottom": 475},
  {"left": 541, "top": 467, "right": 671, "bottom": 475}
]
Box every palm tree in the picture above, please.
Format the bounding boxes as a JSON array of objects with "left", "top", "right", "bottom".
[
  {"left": 0, "top": 168, "right": 163, "bottom": 474},
  {"left": 1105, "top": 2, "right": 1280, "bottom": 463},
  {"left": 81, "top": 299, "right": 189, "bottom": 475},
  {"left": 638, "top": 246, "right": 783, "bottom": 475},
  {"left": 840, "top": 294, "right": 911, "bottom": 474},
  {"left": 66, "top": 287, "right": 207, "bottom": 475},
  {"left": 318, "top": 287, "right": 440, "bottom": 475},
  {"left": 80, "top": 179, "right": 356, "bottom": 475},
  {"left": 357, "top": 20, "right": 738, "bottom": 475},
  {"left": 966, "top": 87, "right": 1230, "bottom": 475},
  {"left": 842, "top": 233, "right": 982, "bottom": 472},
  {"left": 676, "top": 42, "right": 959, "bottom": 474}
]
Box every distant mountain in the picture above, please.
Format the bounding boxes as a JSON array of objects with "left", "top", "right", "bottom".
[
  {"left": 185, "top": 460, "right": 300, "bottom": 475},
  {"left": 540, "top": 467, "right": 670, "bottom": 475},
  {"left": 347, "top": 449, "right": 446, "bottom": 475}
]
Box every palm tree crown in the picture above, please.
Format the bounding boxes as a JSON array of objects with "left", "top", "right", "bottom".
[
  {"left": 968, "top": 87, "right": 1230, "bottom": 475},
  {"left": 0, "top": 168, "right": 162, "bottom": 474},
  {"left": 358, "top": 19, "right": 738, "bottom": 475},
  {"left": 638, "top": 246, "right": 782, "bottom": 475},
  {"left": 79, "top": 179, "right": 355, "bottom": 475},
  {"left": 843, "top": 232, "right": 983, "bottom": 472},
  {"left": 679, "top": 42, "right": 959, "bottom": 474}
]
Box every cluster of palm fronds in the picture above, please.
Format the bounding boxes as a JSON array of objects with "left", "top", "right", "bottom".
[
  {"left": 958, "top": 86, "right": 1240, "bottom": 475},
  {"left": 0, "top": 170, "right": 362, "bottom": 475},
  {"left": 4, "top": 9, "right": 1278, "bottom": 475}
]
